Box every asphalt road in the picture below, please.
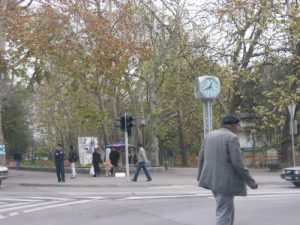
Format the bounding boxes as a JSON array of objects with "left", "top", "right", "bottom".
[{"left": 1, "top": 168, "right": 299, "bottom": 225}]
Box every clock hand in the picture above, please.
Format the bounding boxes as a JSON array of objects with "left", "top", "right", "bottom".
[{"left": 204, "top": 83, "right": 212, "bottom": 90}]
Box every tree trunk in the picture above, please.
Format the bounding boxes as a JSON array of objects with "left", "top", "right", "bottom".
[
  {"left": 111, "top": 96, "right": 121, "bottom": 142},
  {"left": 281, "top": 117, "right": 294, "bottom": 164},
  {"left": 149, "top": 68, "right": 160, "bottom": 166},
  {"left": 124, "top": 74, "right": 143, "bottom": 144},
  {"left": 96, "top": 92, "right": 110, "bottom": 145},
  {"left": 177, "top": 100, "right": 187, "bottom": 166},
  {"left": 129, "top": 93, "right": 143, "bottom": 144},
  {"left": 281, "top": 139, "right": 292, "bottom": 164}
]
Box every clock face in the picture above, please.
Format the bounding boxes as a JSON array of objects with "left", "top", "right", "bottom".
[
  {"left": 194, "top": 76, "right": 221, "bottom": 100},
  {"left": 202, "top": 78, "right": 220, "bottom": 98}
]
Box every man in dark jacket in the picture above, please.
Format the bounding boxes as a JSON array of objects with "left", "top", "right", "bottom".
[
  {"left": 92, "top": 147, "right": 102, "bottom": 177},
  {"left": 55, "top": 144, "right": 65, "bottom": 182},
  {"left": 109, "top": 149, "right": 120, "bottom": 176},
  {"left": 69, "top": 145, "right": 78, "bottom": 179}
]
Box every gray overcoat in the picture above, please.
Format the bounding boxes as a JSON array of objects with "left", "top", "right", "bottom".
[{"left": 197, "top": 127, "right": 256, "bottom": 196}]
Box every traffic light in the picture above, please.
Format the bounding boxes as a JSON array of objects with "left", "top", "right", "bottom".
[
  {"left": 120, "top": 116, "right": 126, "bottom": 131},
  {"left": 117, "top": 115, "right": 134, "bottom": 135},
  {"left": 126, "top": 116, "right": 134, "bottom": 136},
  {"left": 116, "top": 116, "right": 126, "bottom": 131}
]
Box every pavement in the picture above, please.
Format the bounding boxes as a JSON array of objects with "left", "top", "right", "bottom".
[{"left": 5, "top": 167, "right": 284, "bottom": 188}]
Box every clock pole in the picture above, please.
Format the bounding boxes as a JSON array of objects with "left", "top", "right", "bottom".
[{"left": 203, "top": 100, "right": 213, "bottom": 136}]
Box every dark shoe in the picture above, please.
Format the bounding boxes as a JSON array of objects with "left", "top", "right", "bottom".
[
  {"left": 58, "top": 180, "right": 61, "bottom": 183},
  {"left": 146, "top": 179, "right": 152, "bottom": 181},
  {"left": 93, "top": 175, "right": 96, "bottom": 177},
  {"left": 131, "top": 179, "right": 137, "bottom": 182},
  {"left": 62, "top": 180, "right": 65, "bottom": 182}
]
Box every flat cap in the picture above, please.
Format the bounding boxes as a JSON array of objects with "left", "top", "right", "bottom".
[{"left": 222, "top": 114, "right": 240, "bottom": 125}]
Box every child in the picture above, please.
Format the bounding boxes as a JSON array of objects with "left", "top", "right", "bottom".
[{"left": 104, "top": 159, "right": 112, "bottom": 176}]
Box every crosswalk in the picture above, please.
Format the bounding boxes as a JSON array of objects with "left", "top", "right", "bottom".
[
  {"left": 1, "top": 189, "right": 300, "bottom": 219},
  {"left": 0, "top": 196, "right": 104, "bottom": 219}
]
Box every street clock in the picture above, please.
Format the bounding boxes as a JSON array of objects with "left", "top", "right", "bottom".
[{"left": 194, "top": 75, "right": 221, "bottom": 100}]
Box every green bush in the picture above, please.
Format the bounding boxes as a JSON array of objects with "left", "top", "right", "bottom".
[
  {"left": 22, "top": 160, "right": 54, "bottom": 168},
  {"left": 266, "top": 161, "right": 280, "bottom": 171}
]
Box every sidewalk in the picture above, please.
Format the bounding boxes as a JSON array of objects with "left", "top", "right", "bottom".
[{"left": 6, "top": 167, "right": 283, "bottom": 188}]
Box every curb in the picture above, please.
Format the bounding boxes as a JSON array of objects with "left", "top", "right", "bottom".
[{"left": 9, "top": 166, "right": 166, "bottom": 173}]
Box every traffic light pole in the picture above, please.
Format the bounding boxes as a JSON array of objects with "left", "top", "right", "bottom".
[
  {"left": 118, "top": 113, "right": 131, "bottom": 180},
  {"left": 125, "top": 131, "right": 129, "bottom": 180},
  {"left": 124, "top": 114, "right": 130, "bottom": 180}
]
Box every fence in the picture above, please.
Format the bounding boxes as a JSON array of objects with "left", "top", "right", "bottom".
[{"left": 173, "top": 152, "right": 300, "bottom": 168}]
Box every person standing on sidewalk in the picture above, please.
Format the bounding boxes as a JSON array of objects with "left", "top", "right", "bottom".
[
  {"left": 55, "top": 143, "right": 65, "bottom": 183},
  {"left": 109, "top": 148, "right": 120, "bottom": 176},
  {"left": 68, "top": 145, "right": 78, "bottom": 179},
  {"left": 92, "top": 147, "right": 102, "bottom": 177},
  {"left": 197, "top": 115, "right": 258, "bottom": 225},
  {"left": 132, "top": 143, "right": 152, "bottom": 182},
  {"left": 13, "top": 151, "right": 22, "bottom": 170}
]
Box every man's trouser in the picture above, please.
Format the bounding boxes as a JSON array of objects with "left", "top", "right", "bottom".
[
  {"left": 212, "top": 191, "right": 234, "bottom": 225},
  {"left": 55, "top": 161, "right": 65, "bottom": 182},
  {"left": 70, "top": 162, "right": 77, "bottom": 177}
]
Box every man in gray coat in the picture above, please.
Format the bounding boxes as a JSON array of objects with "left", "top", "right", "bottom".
[
  {"left": 197, "top": 115, "right": 258, "bottom": 225},
  {"left": 131, "top": 143, "right": 152, "bottom": 182}
]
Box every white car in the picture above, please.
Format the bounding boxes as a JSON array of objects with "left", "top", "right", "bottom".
[
  {"left": 0, "top": 166, "right": 8, "bottom": 186},
  {"left": 280, "top": 166, "right": 300, "bottom": 187}
]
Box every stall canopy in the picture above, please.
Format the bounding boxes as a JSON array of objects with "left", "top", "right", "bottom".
[{"left": 105, "top": 141, "right": 135, "bottom": 152}]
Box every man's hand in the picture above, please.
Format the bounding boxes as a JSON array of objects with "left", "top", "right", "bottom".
[{"left": 250, "top": 182, "right": 258, "bottom": 189}]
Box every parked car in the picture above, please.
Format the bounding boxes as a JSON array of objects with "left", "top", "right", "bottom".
[
  {"left": 0, "top": 166, "right": 8, "bottom": 186},
  {"left": 280, "top": 166, "right": 300, "bottom": 187}
]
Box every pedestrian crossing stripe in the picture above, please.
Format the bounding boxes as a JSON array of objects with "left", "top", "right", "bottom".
[
  {"left": 0, "top": 200, "right": 62, "bottom": 213},
  {"left": 0, "top": 197, "right": 94, "bottom": 219},
  {"left": 23, "top": 199, "right": 91, "bottom": 213}
]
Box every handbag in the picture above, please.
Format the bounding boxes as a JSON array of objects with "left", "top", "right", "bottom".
[{"left": 89, "top": 166, "right": 95, "bottom": 176}]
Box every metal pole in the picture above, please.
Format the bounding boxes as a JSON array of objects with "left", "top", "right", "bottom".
[
  {"left": 125, "top": 130, "right": 129, "bottom": 180},
  {"left": 203, "top": 100, "right": 213, "bottom": 136},
  {"left": 124, "top": 113, "right": 129, "bottom": 180},
  {"left": 288, "top": 103, "right": 296, "bottom": 166},
  {"left": 291, "top": 130, "right": 296, "bottom": 167},
  {"left": 290, "top": 117, "right": 296, "bottom": 167}
]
